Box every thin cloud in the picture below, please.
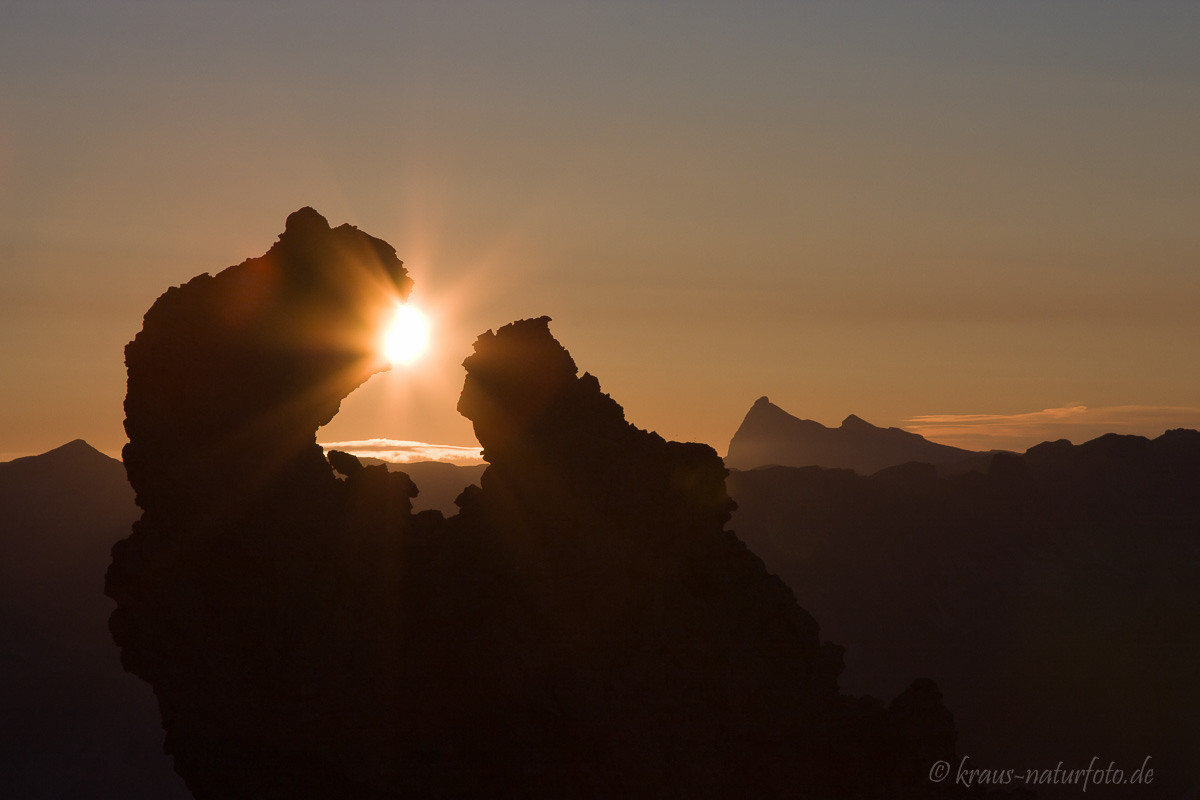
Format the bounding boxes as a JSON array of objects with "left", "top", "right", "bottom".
[
  {"left": 320, "top": 438, "right": 484, "bottom": 465},
  {"left": 905, "top": 405, "right": 1200, "bottom": 452}
]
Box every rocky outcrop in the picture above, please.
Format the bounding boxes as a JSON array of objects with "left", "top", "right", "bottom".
[{"left": 107, "top": 210, "right": 968, "bottom": 798}]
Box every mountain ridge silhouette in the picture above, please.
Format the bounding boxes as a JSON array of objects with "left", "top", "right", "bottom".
[
  {"left": 727, "top": 396, "right": 983, "bottom": 474},
  {"left": 728, "top": 425, "right": 1200, "bottom": 798},
  {"left": 0, "top": 440, "right": 188, "bottom": 799},
  {"left": 7, "top": 407, "right": 1195, "bottom": 799}
]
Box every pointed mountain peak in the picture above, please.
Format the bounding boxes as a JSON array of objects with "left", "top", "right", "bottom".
[
  {"left": 728, "top": 398, "right": 978, "bottom": 472},
  {"left": 52, "top": 438, "right": 99, "bottom": 453},
  {"left": 3, "top": 439, "right": 111, "bottom": 464},
  {"left": 31, "top": 439, "right": 120, "bottom": 467},
  {"left": 0, "top": 439, "right": 124, "bottom": 483},
  {"left": 743, "top": 396, "right": 791, "bottom": 419},
  {"left": 741, "top": 396, "right": 809, "bottom": 427}
]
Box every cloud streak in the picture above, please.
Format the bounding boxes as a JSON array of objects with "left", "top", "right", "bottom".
[
  {"left": 320, "top": 438, "right": 484, "bottom": 465},
  {"left": 905, "top": 405, "right": 1200, "bottom": 452}
]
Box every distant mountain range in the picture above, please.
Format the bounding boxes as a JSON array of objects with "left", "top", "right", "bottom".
[
  {"left": 726, "top": 396, "right": 987, "bottom": 474},
  {"left": 0, "top": 441, "right": 188, "bottom": 799},
  {"left": 728, "top": 428, "right": 1200, "bottom": 798}
]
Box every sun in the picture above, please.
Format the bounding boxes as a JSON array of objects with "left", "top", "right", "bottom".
[{"left": 381, "top": 304, "right": 431, "bottom": 365}]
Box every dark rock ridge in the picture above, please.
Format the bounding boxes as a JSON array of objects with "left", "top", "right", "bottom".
[
  {"left": 729, "top": 429, "right": 1200, "bottom": 798},
  {"left": 727, "top": 396, "right": 979, "bottom": 474},
  {"left": 356, "top": 458, "right": 486, "bottom": 515},
  {"left": 106, "top": 210, "right": 973, "bottom": 798}
]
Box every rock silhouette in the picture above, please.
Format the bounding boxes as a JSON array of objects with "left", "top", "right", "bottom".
[
  {"left": 378, "top": 459, "right": 486, "bottom": 514},
  {"left": 107, "top": 210, "right": 974, "bottom": 798},
  {"left": 727, "top": 396, "right": 981, "bottom": 474}
]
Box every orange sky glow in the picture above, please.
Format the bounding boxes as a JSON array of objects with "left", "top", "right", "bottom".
[{"left": 1, "top": 2, "right": 1197, "bottom": 462}]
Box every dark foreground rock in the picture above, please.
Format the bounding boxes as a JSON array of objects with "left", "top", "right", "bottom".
[{"left": 107, "top": 210, "right": 982, "bottom": 798}]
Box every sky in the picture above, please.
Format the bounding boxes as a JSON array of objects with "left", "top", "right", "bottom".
[{"left": 2, "top": 0, "right": 1198, "bottom": 461}]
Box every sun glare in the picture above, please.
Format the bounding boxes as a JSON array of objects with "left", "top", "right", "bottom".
[{"left": 382, "top": 304, "right": 431, "bottom": 365}]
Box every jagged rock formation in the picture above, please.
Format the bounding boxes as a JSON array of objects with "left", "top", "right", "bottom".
[
  {"left": 381, "top": 460, "right": 486, "bottom": 515},
  {"left": 107, "top": 210, "right": 969, "bottom": 798},
  {"left": 727, "top": 396, "right": 980, "bottom": 473},
  {"left": 729, "top": 430, "right": 1200, "bottom": 798}
]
